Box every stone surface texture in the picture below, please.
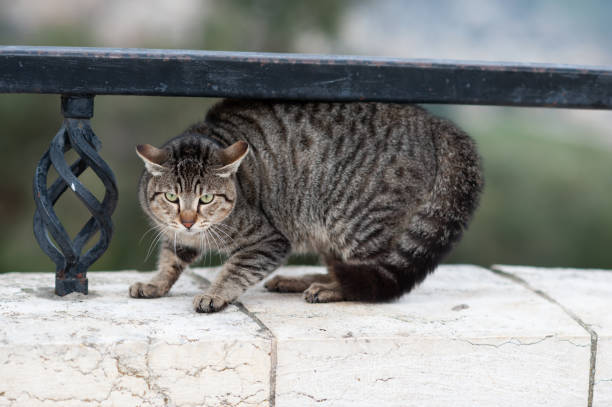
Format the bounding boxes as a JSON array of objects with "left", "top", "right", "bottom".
[
  {"left": 495, "top": 265, "right": 612, "bottom": 407},
  {"left": 0, "top": 265, "right": 607, "bottom": 406},
  {"left": 196, "top": 265, "right": 591, "bottom": 407},
  {"left": 0, "top": 272, "right": 270, "bottom": 407}
]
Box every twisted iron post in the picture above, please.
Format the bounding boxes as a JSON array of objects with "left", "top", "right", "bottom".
[{"left": 33, "top": 95, "right": 118, "bottom": 295}]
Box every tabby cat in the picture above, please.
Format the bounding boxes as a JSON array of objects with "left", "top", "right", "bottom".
[{"left": 129, "top": 100, "right": 483, "bottom": 313}]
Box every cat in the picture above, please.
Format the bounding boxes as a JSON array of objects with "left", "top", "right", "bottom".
[{"left": 129, "top": 100, "right": 483, "bottom": 313}]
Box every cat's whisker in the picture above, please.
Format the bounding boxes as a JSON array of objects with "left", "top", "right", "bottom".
[
  {"left": 211, "top": 224, "right": 234, "bottom": 244},
  {"left": 214, "top": 222, "right": 238, "bottom": 233},
  {"left": 209, "top": 226, "right": 229, "bottom": 253},
  {"left": 207, "top": 228, "right": 224, "bottom": 260},
  {"left": 210, "top": 228, "right": 232, "bottom": 264},
  {"left": 198, "top": 230, "right": 208, "bottom": 268},
  {"left": 207, "top": 229, "right": 221, "bottom": 265},
  {"left": 145, "top": 228, "right": 167, "bottom": 261},
  {"left": 205, "top": 231, "right": 213, "bottom": 267},
  {"left": 173, "top": 231, "right": 178, "bottom": 258},
  {"left": 208, "top": 229, "right": 221, "bottom": 252},
  {"left": 203, "top": 229, "right": 212, "bottom": 267},
  {"left": 139, "top": 224, "right": 165, "bottom": 245},
  {"left": 146, "top": 229, "right": 165, "bottom": 259},
  {"left": 208, "top": 227, "right": 227, "bottom": 247},
  {"left": 210, "top": 229, "right": 234, "bottom": 263}
]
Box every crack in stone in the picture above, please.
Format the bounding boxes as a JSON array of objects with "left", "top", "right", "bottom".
[
  {"left": 4, "top": 339, "right": 220, "bottom": 406},
  {"left": 234, "top": 302, "right": 277, "bottom": 407},
  {"left": 88, "top": 341, "right": 158, "bottom": 406},
  {"left": 112, "top": 355, "right": 149, "bottom": 394},
  {"left": 187, "top": 270, "right": 278, "bottom": 407},
  {"left": 490, "top": 266, "right": 599, "bottom": 407},
  {"left": 233, "top": 388, "right": 267, "bottom": 406},
  {"left": 9, "top": 389, "right": 107, "bottom": 405},
  {"left": 461, "top": 334, "right": 555, "bottom": 348},
  {"left": 8, "top": 344, "right": 146, "bottom": 406},
  {"left": 144, "top": 336, "right": 172, "bottom": 405},
  {"left": 558, "top": 338, "right": 590, "bottom": 348},
  {"left": 292, "top": 391, "right": 328, "bottom": 403}
]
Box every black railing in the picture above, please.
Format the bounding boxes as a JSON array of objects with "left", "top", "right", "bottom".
[{"left": 1, "top": 45, "right": 611, "bottom": 295}]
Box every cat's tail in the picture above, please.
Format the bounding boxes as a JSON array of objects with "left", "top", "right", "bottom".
[
  {"left": 332, "top": 118, "right": 483, "bottom": 302},
  {"left": 395, "top": 117, "right": 484, "bottom": 292}
]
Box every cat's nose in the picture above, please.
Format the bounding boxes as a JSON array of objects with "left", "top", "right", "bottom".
[{"left": 180, "top": 210, "right": 197, "bottom": 230}]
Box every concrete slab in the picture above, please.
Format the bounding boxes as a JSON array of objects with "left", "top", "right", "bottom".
[
  {"left": 494, "top": 265, "right": 612, "bottom": 407},
  {"left": 194, "top": 265, "right": 591, "bottom": 407},
  {"left": 0, "top": 271, "right": 271, "bottom": 407}
]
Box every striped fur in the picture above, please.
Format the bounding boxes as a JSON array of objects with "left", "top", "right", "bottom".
[{"left": 130, "top": 100, "right": 483, "bottom": 312}]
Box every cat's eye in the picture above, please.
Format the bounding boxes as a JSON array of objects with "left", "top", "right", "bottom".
[
  {"left": 200, "top": 194, "right": 214, "bottom": 204},
  {"left": 165, "top": 192, "right": 179, "bottom": 202}
]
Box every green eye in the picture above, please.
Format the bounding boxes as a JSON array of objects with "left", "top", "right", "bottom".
[
  {"left": 164, "top": 192, "right": 178, "bottom": 202},
  {"left": 200, "top": 194, "right": 214, "bottom": 204}
]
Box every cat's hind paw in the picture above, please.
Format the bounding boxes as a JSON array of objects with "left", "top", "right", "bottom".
[
  {"left": 265, "top": 273, "right": 333, "bottom": 293},
  {"left": 264, "top": 275, "right": 309, "bottom": 293},
  {"left": 129, "top": 282, "right": 166, "bottom": 298},
  {"left": 193, "top": 293, "right": 229, "bottom": 313},
  {"left": 303, "top": 282, "right": 344, "bottom": 303}
]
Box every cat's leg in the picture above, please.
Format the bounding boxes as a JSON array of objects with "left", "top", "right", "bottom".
[
  {"left": 302, "top": 260, "right": 405, "bottom": 304},
  {"left": 129, "top": 239, "right": 200, "bottom": 298},
  {"left": 303, "top": 279, "right": 345, "bottom": 303},
  {"left": 300, "top": 223, "right": 435, "bottom": 303},
  {"left": 265, "top": 253, "right": 336, "bottom": 293},
  {"left": 193, "top": 228, "right": 290, "bottom": 313},
  {"left": 264, "top": 273, "right": 332, "bottom": 293}
]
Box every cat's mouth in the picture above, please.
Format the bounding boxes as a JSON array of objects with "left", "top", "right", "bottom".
[{"left": 180, "top": 222, "right": 211, "bottom": 233}]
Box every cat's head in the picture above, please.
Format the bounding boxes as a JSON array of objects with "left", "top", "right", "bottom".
[{"left": 136, "top": 138, "right": 248, "bottom": 233}]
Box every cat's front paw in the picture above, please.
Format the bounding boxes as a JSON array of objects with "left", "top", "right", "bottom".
[
  {"left": 129, "top": 282, "right": 166, "bottom": 298},
  {"left": 193, "top": 293, "right": 229, "bottom": 313}
]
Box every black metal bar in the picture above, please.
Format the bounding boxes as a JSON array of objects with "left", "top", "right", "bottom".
[
  {"left": 8, "top": 45, "right": 612, "bottom": 294},
  {"left": 33, "top": 95, "right": 118, "bottom": 296},
  {"left": 1, "top": 46, "right": 611, "bottom": 109}
]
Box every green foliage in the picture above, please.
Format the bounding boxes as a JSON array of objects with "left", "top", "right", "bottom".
[
  {"left": 200, "top": 0, "right": 349, "bottom": 52},
  {"left": 446, "top": 109, "right": 612, "bottom": 268}
]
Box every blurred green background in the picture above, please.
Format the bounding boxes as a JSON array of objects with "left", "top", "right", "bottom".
[{"left": 1, "top": 0, "right": 612, "bottom": 272}]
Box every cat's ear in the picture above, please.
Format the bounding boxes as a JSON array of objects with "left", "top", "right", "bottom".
[
  {"left": 214, "top": 141, "right": 249, "bottom": 178},
  {"left": 136, "top": 144, "right": 170, "bottom": 176}
]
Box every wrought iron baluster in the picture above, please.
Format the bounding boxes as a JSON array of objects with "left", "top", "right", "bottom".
[{"left": 33, "top": 95, "right": 118, "bottom": 296}]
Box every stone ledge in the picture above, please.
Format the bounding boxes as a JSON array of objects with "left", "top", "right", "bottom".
[
  {"left": 0, "top": 265, "right": 608, "bottom": 406},
  {"left": 493, "top": 265, "right": 612, "bottom": 407},
  {"left": 0, "top": 272, "right": 271, "bottom": 407}
]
